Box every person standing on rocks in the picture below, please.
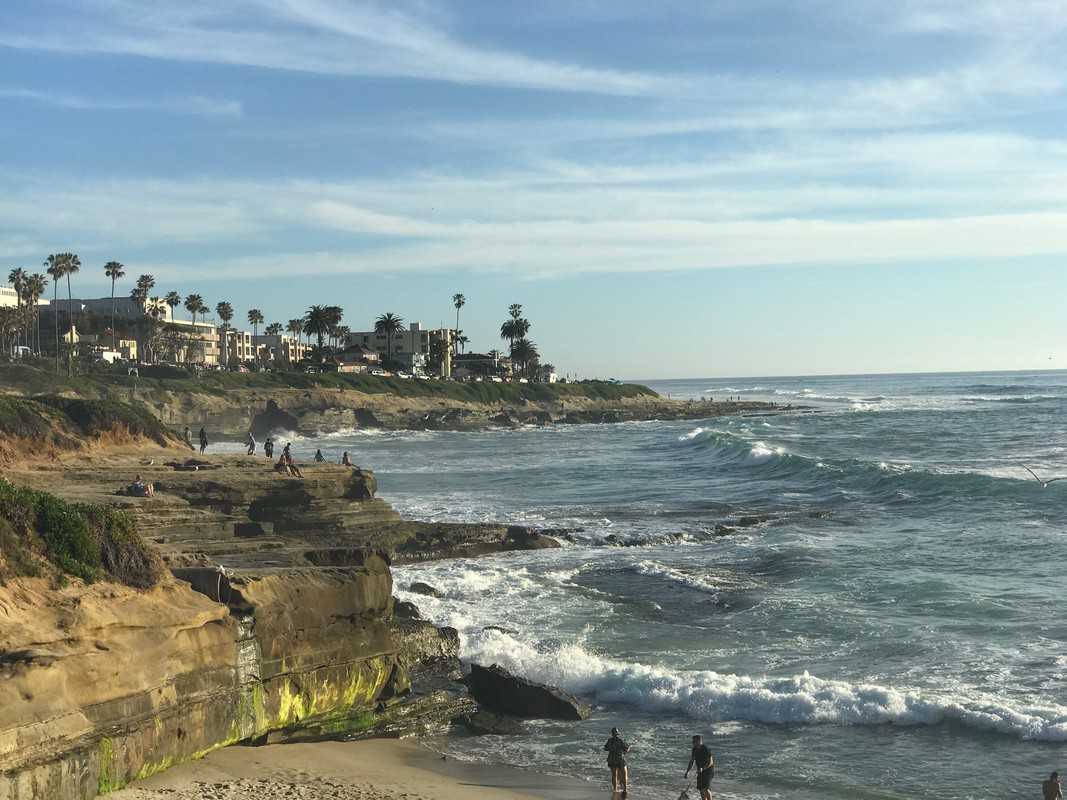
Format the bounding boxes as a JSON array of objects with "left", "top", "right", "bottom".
[
  {"left": 604, "top": 727, "right": 630, "bottom": 797},
  {"left": 198, "top": 427, "right": 208, "bottom": 455},
  {"left": 685, "top": 734, "right": 714, "bottom": 800},
  {"left": 264, "top": 437, "right": 274, "bottom": 459},
  {"left": 246, "top": 431, "right": 256, "bottom": 455}
]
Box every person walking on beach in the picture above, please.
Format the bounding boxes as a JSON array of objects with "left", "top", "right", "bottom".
[
  {"left": 198, "top": 427, "right": 208, "bottom": 455},
  {"left": 1044, "top": 772, "right": 1063, "bottom": 800},
  {"left": 246, "top": 432, "right": 256, "bottom": 455},
  {"left": 685, "top": 735, "right": 714, "bottom": 800},
  {"left": 264, "top": 436, "right": 274, "bottom": 459},
  {"left": 604, "top": 727, "right": 630, "bottom": 797}
]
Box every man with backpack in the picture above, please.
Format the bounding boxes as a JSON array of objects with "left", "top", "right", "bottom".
[{"left": 685, "top": 734, "right": 714, "bottom": 800}]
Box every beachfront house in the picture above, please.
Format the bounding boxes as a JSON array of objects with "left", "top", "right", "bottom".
[{"left": 344, "top": 322, "right": 453, "bottom": 377}]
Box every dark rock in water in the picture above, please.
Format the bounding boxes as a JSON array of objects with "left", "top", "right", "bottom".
[
  {"left": 737, "top": 513, "right": 775, "bottom": 527},
  {"left": 460, "top": 710, "right": 526, "bottom": 736},
  {"left": 504, "top": 526, "right": 561, "bottom": 550},
  {"left": 482, "top": 625, "right": 517, "bottom": 635},
  {"left": 391, "top": 619, "right": 459, "bottom": 669},
  {"left": 394, "top": 600, "right": 422, "bottom": 620},
  {"left": 408, "top": 581, "right": 442, "bottom": 598},
  {"left": 489, "top": 412, "right": 519, "bottom": 427},
  {"left": 464, "top": 663, "right": 590, "bottom": 720},
  {"left": 353, "top": 408, "right": 383, "bottom": 428},
  {"left": 714, "top": 524, "right": 737, "bottom": 536},
  {"left": 251, "top": 399, "right": 299, "bottom": 439}
]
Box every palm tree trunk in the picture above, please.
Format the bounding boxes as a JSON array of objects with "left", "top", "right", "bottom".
[
  {"left": 66, "top": 274, "right": 74, "bottom": 377},
  {"left": 110, "top": 278, "right": 117, "bottom": 351},
  {"left": 53, "top": 282, "right": 60, "bottom": 374}
]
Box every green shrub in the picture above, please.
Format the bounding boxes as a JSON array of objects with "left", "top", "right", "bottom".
[
  {"left": 35, "top": 397, "right": 174, "bottom": 446},
  {"left": 0, "top": 479, "right": 163, "bottom": 587}
]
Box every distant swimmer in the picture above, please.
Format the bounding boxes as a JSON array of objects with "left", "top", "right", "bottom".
[
  {"left": 1044, "top": 772, "right": 1062, "bottom": 800},
  {"left": 603, "top": 727, "right": 630, "bottom": 797},
  {"left": 1024, "top": 466, "right": 1067, "bottom": 489},
  {"left": 685, "top": 734, "right": 714, "bottom": 800}
]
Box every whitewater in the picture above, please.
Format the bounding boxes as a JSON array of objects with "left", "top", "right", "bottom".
[{"left": 286, "top": 370, "right": 1067, "bottom": 799}]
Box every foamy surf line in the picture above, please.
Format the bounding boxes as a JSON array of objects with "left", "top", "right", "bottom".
[
  {"left": 469, "top": 632, "right": 1067, "bottom": 742},
  {"left": 396, "top": 583, "right": 1067, "bottom": 743}
]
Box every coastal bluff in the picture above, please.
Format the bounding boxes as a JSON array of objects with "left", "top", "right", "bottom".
[{"left": 0, "top": 441, "right": 552, "bottom": 799}]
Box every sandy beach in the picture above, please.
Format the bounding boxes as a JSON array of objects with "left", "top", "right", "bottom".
[{"left": 107, "top": 739, "right": 600, "bottom": 800}]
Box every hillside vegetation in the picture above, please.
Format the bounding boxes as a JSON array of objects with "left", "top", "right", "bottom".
[
  {"left": 0, "top": 394, "right": 175, "bottom": 451},
  {"left": 0, "top": 479, "right": 163, "bottom": 587},
  {"left": 0, "top": 363, "right": 657, "bottom": 404}
]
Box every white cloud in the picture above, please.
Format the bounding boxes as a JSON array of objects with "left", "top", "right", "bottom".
[
  {"left": 0, "top": 88, "right": 242, "bottom": 117},
  {"left": 0, "top": 0, "right": 672, "bottom": 96}
]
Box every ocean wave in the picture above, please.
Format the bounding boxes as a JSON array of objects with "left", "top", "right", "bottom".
[{"left": 458, "top": 630, "right": 1067, "bottom": 742}]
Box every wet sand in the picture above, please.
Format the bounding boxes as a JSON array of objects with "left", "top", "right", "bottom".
[{"left": 108, "top": 739, "right": 602, "bottom": 800}]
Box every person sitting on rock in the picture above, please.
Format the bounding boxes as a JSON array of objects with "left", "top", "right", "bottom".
[
  {"left": 129, "top": 474, "right": 155, "bottom": 498},
  {"left": 341, "top": 451, "right": 353, "bottom": 467},
  {"left": 314, "top": 448, "right": 326, "bottom": 462}
]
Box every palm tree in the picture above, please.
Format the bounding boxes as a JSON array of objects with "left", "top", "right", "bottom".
[
  {"left": 44, "top": 254, "right": 66, "bottom": 372},
  {"left": 509, "top": 303, "right": 523, "bottom": 321},
  {"left": 184, "top": 294, "right": 204, "bottom": 324},
  {"left": 510, "top": 338, "right": 539, "bottom": 378},
  {"left": 452, "top": 293, "right": 465, "bottom": 351},
  {"left": 247, "top": 308, "right": 264, "bottom": 338},
  {"left": 286, "top": 318, "right": 303, "bottom": 340},
  {"left": 59, "top": 253, "right": 81, "bottom": 375},
  {"left": 26, "top": 273, "right": 47, "bottom": 355},
  {"left": 323, "top": 305, "right": 343, "bottom": 348},
  {"left": 265, "top": 322, "right": 283, "bottom": 336},
  {"left": 103, "top": 261, "right": 125, "bottom": 350},
  {"left": 500, "top": 319, "right": 519, "bottom": 355},
  {"left": 162, "top": 289, "right": 180, "bottom": 320},
  {"left": 375, "top": 313, "right": 404, "bottom": 365},
  {"left": 334, "top": 325, "right": 351, "bottom": 349},
  {"left": 215, "top": 301, "right": 234, "bottom": 365},
  {"left": 303, "top": 305, "right": 331, "bottom": 360},
  {"left": 7, "top": 268, "right": 26, "bottom": 350},
  {"left": 457, "top": 334, "right": 469, "bottom": 353}
]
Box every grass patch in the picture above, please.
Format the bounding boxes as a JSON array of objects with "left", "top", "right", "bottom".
[
  {"left": 0, "top": 363, "right": 658, "bottom": 404},
  {"left": 0, "top": 479, "right": 163, "bottom": 587}
]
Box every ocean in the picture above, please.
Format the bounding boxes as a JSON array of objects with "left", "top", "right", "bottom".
[{"left": 283, "top": 370, "right": 1067, "bottom": 799}]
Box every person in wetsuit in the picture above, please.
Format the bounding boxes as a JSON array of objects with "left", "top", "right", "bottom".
[
  {"left": 685, "top": 734, "right": 714, "bottom": 800},
  {"left": 604, "top": 727, "right": 630, "bottom": 797}
]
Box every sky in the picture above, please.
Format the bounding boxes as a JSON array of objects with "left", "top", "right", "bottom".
[{"left": 2, "top": 1, "right": 1067, "bottom": 379}]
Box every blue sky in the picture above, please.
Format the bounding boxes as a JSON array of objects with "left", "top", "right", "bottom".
[{"left": 2, "top": 1, "right": 1067, "bottom": 378}]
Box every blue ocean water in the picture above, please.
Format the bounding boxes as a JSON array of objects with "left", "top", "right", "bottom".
[{"left": 290, "top": 371, "right": 1067, "bottom": 799}]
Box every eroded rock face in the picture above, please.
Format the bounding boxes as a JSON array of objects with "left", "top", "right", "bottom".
[
  {"left": 250, "top": 400, "right": 300, "bottom": 439},
  {"left": 464, "top": 663, "right": 590, "bottom": 721},
  {"left": 0, "top": 563, "right": 402, "bottom": 800}
]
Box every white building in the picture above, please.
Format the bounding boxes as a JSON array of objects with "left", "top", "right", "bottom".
[
  {"left": 345, "top": 322, "right": 453, "bottom": 377},
  {"left": 0, "top": 285, "right": 49, "bottom": 308}
]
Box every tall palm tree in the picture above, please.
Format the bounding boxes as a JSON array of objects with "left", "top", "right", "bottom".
[
  {"left": 303, "top": 305, "right": 331, "bottom": 360},
  {"left": 26, "top": 273, "right": 47, "bottom": 355},
  {"left": 452, "top": 293, "right": 465, "bottom": 351},
  {"left": 323, "top": 305, "right": 343, "bottom": 348},
  {"left": 286, "top": 318, "right": 303, "bottom": 340},
  {"left": 184, "top": 294, "right": 204, "bottom": 324},
  {"left": 247, "top": 308, "right": 264, "bottom": 338},
  {"left": 216, "top": 301, "right": 234, "bottom": 364},
  {"left": 103, "top": 261, "right": 125, "bottom": 350},
  {"left": 162, "top": 290, "right": 180, "bottom": 320},
  {"left": 375, "top": 313, "right": 404, "bottom": 365},
  {"left": 7, "top": 268, "right": 26, "bottom": 350},
  {"left": 265, "top": 322, "right": 283, "bottom": 336},
  {"left": 44, "top": 254, "right": 66, "bottom": 372},
  {"left": 457, "top": 334, "right": 469, "bottom": 353},
  {"left": 130, "top": 274, "right": 155, "bottom": 305},
  {"left": 335, "top": 325, "right": 350, "bottom": 349},
  {"left": 58, "top": 253, "right": 81, "bottom": 375},
  {"left": 509, "top": 303, "right": 523, "bottom": 321}
]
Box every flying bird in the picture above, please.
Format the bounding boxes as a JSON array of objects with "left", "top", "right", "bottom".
[{"left": 1023, "top": 466, "right": 1067, "bottom": 488}]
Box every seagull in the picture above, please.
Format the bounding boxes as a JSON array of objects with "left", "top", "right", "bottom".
[{"left": 1023, "top": 466, "right": 1067, "bottom": 488}]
